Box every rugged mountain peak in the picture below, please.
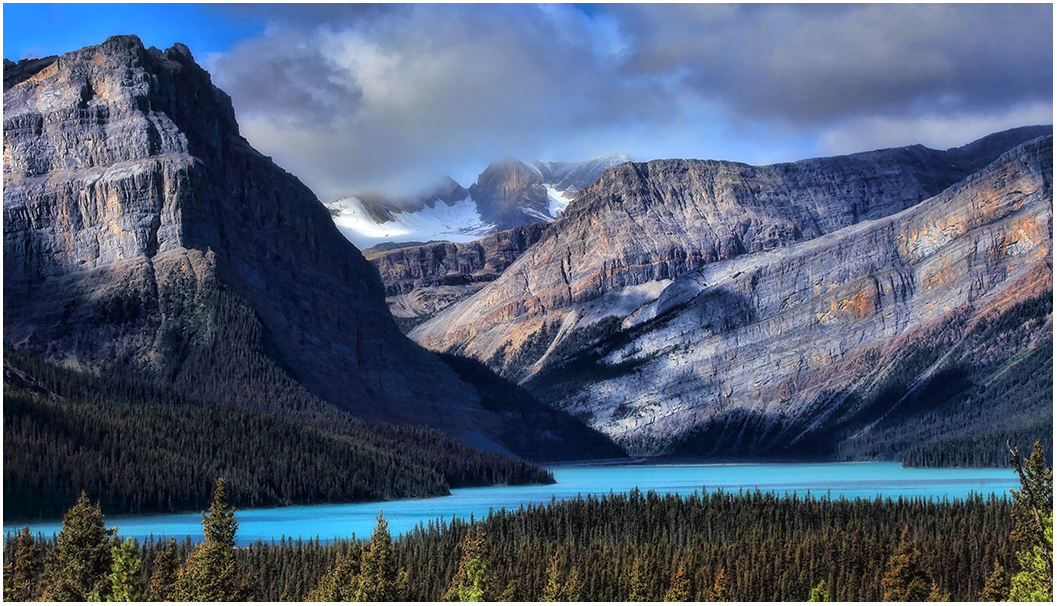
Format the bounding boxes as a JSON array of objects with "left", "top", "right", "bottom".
[
  {"left": 2, "top": 36, "right": 506, "bottom": 448},
  {"left": 468, "top": 158, "right": 550, "bottom": 229},
  {"left": 410, "top": 128, "right": 1052, "bottom": 386}
]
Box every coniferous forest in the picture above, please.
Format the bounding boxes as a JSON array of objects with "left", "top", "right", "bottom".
[
  {"left": 3, "top": 444, "right": 1052, "bottom": 602},
  {"left": 3, "top": 345, "right": 552, "bottom": 522}
]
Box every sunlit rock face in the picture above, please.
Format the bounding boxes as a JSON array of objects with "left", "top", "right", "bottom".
[
  {"left": 2, "top": 35, "right": 503, "bottom": 442},
  {"left": 407, "top": 129, "right": 1052, "bottom": 456}
]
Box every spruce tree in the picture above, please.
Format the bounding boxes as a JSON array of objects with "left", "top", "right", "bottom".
[
  {"left": 541, "top": 552, "right": 564, "bottom": 601},
  {"left": 1007, "top": 441, "right": 1053, "bottom": 601},
  {"left": 40, "top": 491, "right": 115, "bottom": 601},
  {"left": 3, "top": 526, "right": 44, "bottom": 602},
  {"left": 145, "top": 539, "right": 179, "bottom": 602},
  {"left": 808, "top": 579, "right": 829, "bottom": 602},
  {"left": 628, "top": 555, "right": 650, "bottom": 601},
  {"left": 443, "top": 526, "right": 491, "bottom": 602},
  {"left": 708, "top": 567, "right": 731, "bottom": 602},
  {"left": 881, "top": 527, "right": 934, "bottom": 601},
  {"left": 306, "top": 548, "right": 361, "bottom": 602},
  {"left": 663, "top": 563, "right": 691, "bottom": 602},
  {"left": 104, "top": 537, "right": 142, "bottom": 602},
  {"left": 978, "top": 560, "right": 1010, "bottom": 601},
  {"left": 173, "top": 478, "right": 246, "bottom": 601},
  {"left": 353, "top": 513, "right": 405, "bottom": 601}
]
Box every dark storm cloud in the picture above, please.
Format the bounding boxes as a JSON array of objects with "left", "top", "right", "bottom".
[
  {"left": 214, "top": 29, "right": 363, "bottom": 129},
  {"left": 207, "top": 3, "right": 1052, "bottom": 200},
  {"left": 608, "top": 3, "right": 1052, "bottom": 123}
]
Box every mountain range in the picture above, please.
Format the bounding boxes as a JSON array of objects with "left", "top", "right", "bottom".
[
  {"left": 326, "top": 155, "right": 629, "bottom": 249},
  {"left": 3, "top": 31, "right": 1051, "bottom": 504},
  {"left": 390, "top": 126, "right": 1053, "bottom": 459},
  {"left": 2, "top": 35, "right": 623, "bottom": 480}
]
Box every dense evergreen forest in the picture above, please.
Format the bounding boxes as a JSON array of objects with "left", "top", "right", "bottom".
[
  {"left": 3, "top": 345, "right": 552, "bottom": 521},
  {"left": 4, "top": 444, "right": 1051, "bottom": 602}
]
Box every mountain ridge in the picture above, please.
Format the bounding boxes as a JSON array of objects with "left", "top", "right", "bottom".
[
  {"left": 3, "top": 35, "right": 623, "bottom": 463},
  {"left": 404, "top": 128, "right": 1052, "bottom": 457}
]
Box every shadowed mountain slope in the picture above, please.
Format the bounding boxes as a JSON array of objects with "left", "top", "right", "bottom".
[{"left": 3, "top": 35, "right": 622, "bottom": 462}]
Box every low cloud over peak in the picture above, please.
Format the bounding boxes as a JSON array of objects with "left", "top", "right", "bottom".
[{"left": 206, "top": 4, "right": 1052, "bottom": 201}]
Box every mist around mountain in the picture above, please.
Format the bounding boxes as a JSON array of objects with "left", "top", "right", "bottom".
[{"left": 326, "top": 155, "right": 630, "bottom": 249}]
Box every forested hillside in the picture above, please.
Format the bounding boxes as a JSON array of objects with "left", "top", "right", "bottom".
[
  {"left": 3, "top": 346, "right": 553, "bottom": 521},
  {"left": 0, "top": 487, "right": 1026, "bottom": 602}
]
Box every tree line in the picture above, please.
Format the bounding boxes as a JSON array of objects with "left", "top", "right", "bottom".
[
  {"left": 3, "top": 344, "right": 552, "bottom": 521},
  {"left": 4, "top": 443, "right": 1051, "bottom": 601}
]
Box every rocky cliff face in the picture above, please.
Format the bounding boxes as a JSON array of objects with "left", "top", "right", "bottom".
[
  {"left": 411, "top": 127, "right": 1049, "bottom": 374},
  {"left": 366, "top": 222, "right": 548, "bottom": 323},
  {"left": 408, "top": 129, "right": 1052, "bottom": 455},
  {"left": 2, "top": 36, "right": 568, "bottom": 453},
  {"left": 529, "top": 137, "right": 1052, "bottom": 455}
]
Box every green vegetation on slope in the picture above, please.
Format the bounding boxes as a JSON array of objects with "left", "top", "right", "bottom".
[
  {"left": 6, "top": 444, "right": 1051, "bottom": 601},
  {"left": 3, "top": 345, "right": 552, "bottom": 521}
]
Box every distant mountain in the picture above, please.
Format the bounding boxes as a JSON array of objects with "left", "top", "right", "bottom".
[
  {"left": 328, "top": 155, "right": 630, "bottom": 248},
  {"left": 403, "top": 127, "right": 1052, "bottom": 460},
  {"left": 2, "top": 35, "right": 624, "bottom": 470}
]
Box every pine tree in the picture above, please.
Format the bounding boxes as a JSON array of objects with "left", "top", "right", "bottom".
[
  {"left": 443, "top": 526, "right": 491, "bottom": 602},
  {"left": 663, "top": 563, "right": 691, "bottom": 602},
  {"left": 40, "top": 491, "right": 116, "bottom": 601},
  {"left": 145, "top": 539, "right": 179, "bottom": 602},
  {"left": 102, "top": 537, "right": 142, "bottom": 602},
  {"left": 1007, "top": 441, "right": 1053, "bottom": 601},
  {"left": 3, "top": 526, "right": 44, "bottom": 602},
  {"left": 173, "top": 478, "right": 246, "bottom": 601},
  {"left": 882, "top": 527, "right": 934, "bottom": 601},
  {"left": 708, "top": 567, "right": 731, "bottom": 602},
  {"left": 353, "top": 513, "right": 405, "bottom": 601},
  {"left": 808, "top": 579, "right": 829, "bottom": 602}
]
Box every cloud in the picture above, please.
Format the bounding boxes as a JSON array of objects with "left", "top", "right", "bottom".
[
  {"left": 208, "top": 4, "right": 1052, "bottom": 201},
  {"left": 609, "top": 4, "right": 1052, "bottom": 123}
]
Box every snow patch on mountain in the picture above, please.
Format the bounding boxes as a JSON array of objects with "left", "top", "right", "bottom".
[
  {"left": 327, "top": 196, "right": 495, "bottom": 249},
  {"left": 327, "top": 154, "right": 631, "bottom": 248},
  {"left": 546, "top": 185, "right": 571, "bottom": 218}
]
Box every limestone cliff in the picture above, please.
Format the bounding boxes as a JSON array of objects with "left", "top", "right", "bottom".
[
  {"left": 409, "top": 130, "right": 1052, "bottom": 456},
  {"left": 529, "top": 137, "right": 1053, "bottom": 455},
  {"left": 2, "top": 36, "right": 618, "bottom": 457},
  {"left": 411, "top": 127, "right": 1050, "bottom": 377},
  {"left": 365, "top": 222, "right": 548, "bottom": 323}
]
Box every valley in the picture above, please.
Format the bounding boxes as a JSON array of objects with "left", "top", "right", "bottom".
[{"left": 1, "top": 13, "right": 1052, "bottom": 603}]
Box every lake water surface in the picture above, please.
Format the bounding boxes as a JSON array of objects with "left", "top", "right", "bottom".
[{"left": 4, "top": 462, "right": 1018, "bottom": 546}]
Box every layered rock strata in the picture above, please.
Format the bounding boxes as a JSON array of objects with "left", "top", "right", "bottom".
[
  {"left": 366, "top": 222, "right": 548, "bottom": 320},
  {"left": 534, "top": 137, "right": 1052, "bottom": 454},
  {"left": 411, "top": 127, "right": 1050, "bottom": 378},
  {"left": 2, "top": 36, "right": 507, "bottom": 450}
]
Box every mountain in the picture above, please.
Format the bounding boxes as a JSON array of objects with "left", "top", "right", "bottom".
[
  {"left": 365, "top": 222, "right": 549, "bottom": 332},
  {"left": 2, "top": 36, "right": 623, "bottom": 464},
  {"left": 406, "top": 128, "right": 1053, "bottom": 458},
  {"left": 327, "top": 155, "right": 629, "bottom": 248}
]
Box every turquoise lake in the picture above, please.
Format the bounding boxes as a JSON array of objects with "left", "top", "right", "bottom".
[{"left": 4, "top": 462, "right": 1018, "bottom": 546}]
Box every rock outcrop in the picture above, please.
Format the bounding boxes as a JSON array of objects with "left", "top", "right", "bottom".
[
  {"left": 365, "top": 222, "right": 548, "bottom": 322},
  {"left": 411, "top": 127, "right": 1050, "bottom": 375},
  {"left": 408, "top": 129, "right": 1052, "bottom": 455},
  {"left": 2, "top": 36, "right": 622, "bottom": 459}
]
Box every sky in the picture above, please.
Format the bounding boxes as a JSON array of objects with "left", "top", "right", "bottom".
[{"left": 3, "top": 3, "right": 1053, "bottom": 202}]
